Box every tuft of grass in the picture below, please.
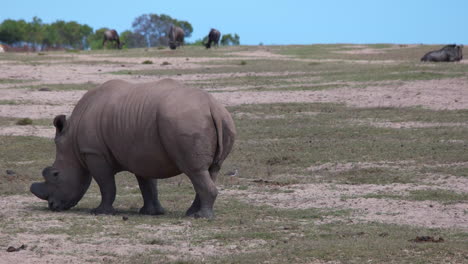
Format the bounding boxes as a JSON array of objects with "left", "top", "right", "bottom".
[
  {"left": 142, "top": 60, "right": 153, "bottom": 64},
  {"left": 407, "top": 189, "right": 468, "bottom": 204},
  {"left": 240, "top": 60, "right": 247, "bottom": 65},
  {"left": 21, "top": 82, "right": 98, "bottom": 91},
  {"left": 16, "top": 118, "right": 33, "bottom": 126},
  {"left": 161, "top": 61, "right": 171, "bottom": 66}
]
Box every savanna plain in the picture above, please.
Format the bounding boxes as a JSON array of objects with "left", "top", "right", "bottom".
[{"left": 0, "top": 44, "right": 467, "bottom": 263}]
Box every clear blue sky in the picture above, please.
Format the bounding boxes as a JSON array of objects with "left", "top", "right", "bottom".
[{"left": 2, "top": 0, "right": 467, "bottom": 45}]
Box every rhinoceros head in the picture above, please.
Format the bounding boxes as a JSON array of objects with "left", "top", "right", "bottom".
[
  {"left": 30, "top": 115, "right": 91, "bottom": 211},
  {"left": 169, "top": 41, "right": 177, "bottom": 50}
]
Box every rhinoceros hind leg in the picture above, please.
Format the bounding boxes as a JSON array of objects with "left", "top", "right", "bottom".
[
  {"left": 185, "top": 194, "right": 201, "bottom": 217},
  {"left": 136, "top": 175, "right": 165, "bottom": 215},
  {"left": 186, "top": 170, "right": 218, "bottom": 219}
]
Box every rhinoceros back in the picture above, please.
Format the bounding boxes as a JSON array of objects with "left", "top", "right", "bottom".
[{"left": 68, "top": 79, "right": 229, "bottom": 178}]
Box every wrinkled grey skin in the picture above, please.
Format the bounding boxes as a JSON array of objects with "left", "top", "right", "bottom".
[
  {"left": 421, "top": 44, "right": 463, "bottom": 62},
  {"left": 168, "top": 25, "right": 185, "bottom": 50},
  {"left": 205, "top": 28, "right": 221, "bottom": 49},
  {"left": 103, "top": 29, "right": 121, "bottom": 49},
  {"left": 31, "top": 79, "right": 236, "bottom": 219}
]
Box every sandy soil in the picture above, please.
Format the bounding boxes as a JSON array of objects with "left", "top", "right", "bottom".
[
  {"left": 1, "top": 77, "right": 465, "bottom": 121},
  {"left": 224, "top": 177, "right": 468, "bottom": 229},
  {"left": 0, "top": 48, "right": 467, "bottom": 263},
  {"left": 0, "top": 195, "right": 268, "bottom": 263}
]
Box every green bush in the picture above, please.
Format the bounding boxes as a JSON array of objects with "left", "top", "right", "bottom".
[{"left": 16, "top": 118, "right": 33, "bottom": 126}]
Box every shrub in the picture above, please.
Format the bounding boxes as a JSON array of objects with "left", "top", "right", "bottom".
[{"left": 16, "top": 118, "right": 33, "bottom": 125}]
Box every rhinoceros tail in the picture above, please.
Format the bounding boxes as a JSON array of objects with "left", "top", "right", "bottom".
[{"left": 209, "top": 100, "right": 236, "bottom": 171}]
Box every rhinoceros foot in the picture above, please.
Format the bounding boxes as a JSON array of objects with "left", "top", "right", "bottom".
[
  {"left": 139, "top": 204, "right": 165, "bottom": 215},
  {"left": 187, "top": 208, "right": 214, "bottom": 219},
  {"left": 91, "top": 205, "right": 116, "bottom": 215}
]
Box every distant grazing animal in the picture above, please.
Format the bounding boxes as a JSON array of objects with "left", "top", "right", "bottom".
[
  {"left": 168, "top": 25, "right": 185, "bottom": 50},
  {"left": 205, "top": 28, "right": 221, "bottom": 49},
  {"left": 103, "top": 29, "right": 121, "bottom": 49},
  {"left": 30, "top": 79, "right": 236, "bottom": 219},
  {"left": 421, "top": 44, "right": 463, "bottom": 62}
]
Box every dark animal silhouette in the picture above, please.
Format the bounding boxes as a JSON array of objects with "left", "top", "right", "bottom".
[
  {"left": 421, "top": 44, "right": 463, "bottom": 62},
  {"left": 30, "top": 79, "right": 236, "bottom": 219},
  {"left": 168, "top": 25, "right": 185, "bottom": 50},
  {"left": 205, "top": 28, "right": 221, "bottom": 49},
  {"left": 103, "top": 29, "right": 121, "bottom": 49}
]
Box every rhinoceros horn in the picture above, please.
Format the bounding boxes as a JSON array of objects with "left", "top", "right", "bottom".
[{"left": 30, "top": 182, "right": 48, "bottom": 200}]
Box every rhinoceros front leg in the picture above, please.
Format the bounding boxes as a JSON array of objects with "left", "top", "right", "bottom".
[
  {"left": 85, "top": 155, "right": 117, "bottom": 215},
  {"left": 136, "top": 175, "right": 165, "bottom": 215},
  {"left": 186, "top": 170, "right": 218, "bottom": 219}
]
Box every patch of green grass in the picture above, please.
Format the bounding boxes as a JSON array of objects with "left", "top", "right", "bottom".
[
  {"left": 142, "top": 60, "right": 153, "bottom": 64},
  {"left": 360, "top": 189, "right": 468, "bottom": 204},
  {"left": 198, "top": 222, "right": 468, "bottom": 264},
  {"left": 16, "top": 118, "right": 33, "bottom": 126},
  {"left": 114, "top": 57, "right": 466, "bottom": 84},
  {"left": 419, "top": 166, "right": 468, "bottom": 178},
  {"left": 0, "top": 100, "right": 23, "bottom": 105},
  {"left": 407, "top": 189, "right": 468, "bottom": 203},
  {"left": 0, "top": 136, "right": 54, "bottom": 195},
  {"left": 332, "top": 168, "right": 416, "bottom": 185},
  {"left": 224, "top": 103, "right": 468, "bottom": 182},
  {"left": 243, "top": 83, "right": 344, "bottom": 92},
  {"left": 21, "top": 82, "right": 98, "bottom": 91},
  {"left": 0, "top": 78, "right": 30, "bottom": 84},
  {"left": 273, "top": 44, "right": 460, "bottom": 62},
  {"left": 0, "top": 117, "right": 52, "bottom": 127}
]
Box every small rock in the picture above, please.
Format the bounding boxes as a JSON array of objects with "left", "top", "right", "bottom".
[
  {"left": 6, "top": 245, "right": 26, "bottom": 252},
  {"left": 6, "top": 170, "right": 15, "bottom": 175},
  {"left": 161, "top": 61, "right": 171, "bottom": 66},
  {"left": 409, "top": 236, "right": 444, "bottom": 243},
  {"left": 378, "top": 232, "right": 389, "bottom": 237},
  {"left": 122, "top": 216, "right": 128, "bottom": 221},
  {"left": 6, "top": 247, "right": 16, "bottom": 252},
  {"left": 38, "top": 87, "right": 51, "bottom": 91}
]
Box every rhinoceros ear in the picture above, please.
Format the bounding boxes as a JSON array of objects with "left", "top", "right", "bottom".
[{"left": 53, "top": 115, "right": 67, "bottom": 134}]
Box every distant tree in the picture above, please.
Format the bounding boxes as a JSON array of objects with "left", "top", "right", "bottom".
[
  {"left": 191, "top": 36, "right": 209, "bottom": 46},
  {"left": 60, "top": 21, "right": 92, "bottom": 49},
  {"left": 0, "top": 17, "right": 93, "bottom": 50},
  {"left": 27, "top": 17, "right": 44, "bottom": 49},
  {"left": 121, "top": 30, "right": 146, "bottom": 48},
  {"left": 131, "top": 13, "right": 193, "bottom": 47},
  {"left": 0, "top": 19, "right": 28, "bottom": 45},
  {"left": 88, "top": 27, "right": 109, "bottom": 50},
  {"left": 221, "top": 33, "right": 240, "bottom": 46},
  {"left": 42, "top": 24, "right": 60, "bottom": 49}
]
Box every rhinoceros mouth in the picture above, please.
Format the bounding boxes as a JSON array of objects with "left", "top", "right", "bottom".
[{"left": 48, "top": 200, "right": 75, "bottom": 212}]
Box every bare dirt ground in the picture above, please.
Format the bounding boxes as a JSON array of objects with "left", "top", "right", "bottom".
[{"left": 1, "top": 46, "right": 467, "bottom": 263}]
